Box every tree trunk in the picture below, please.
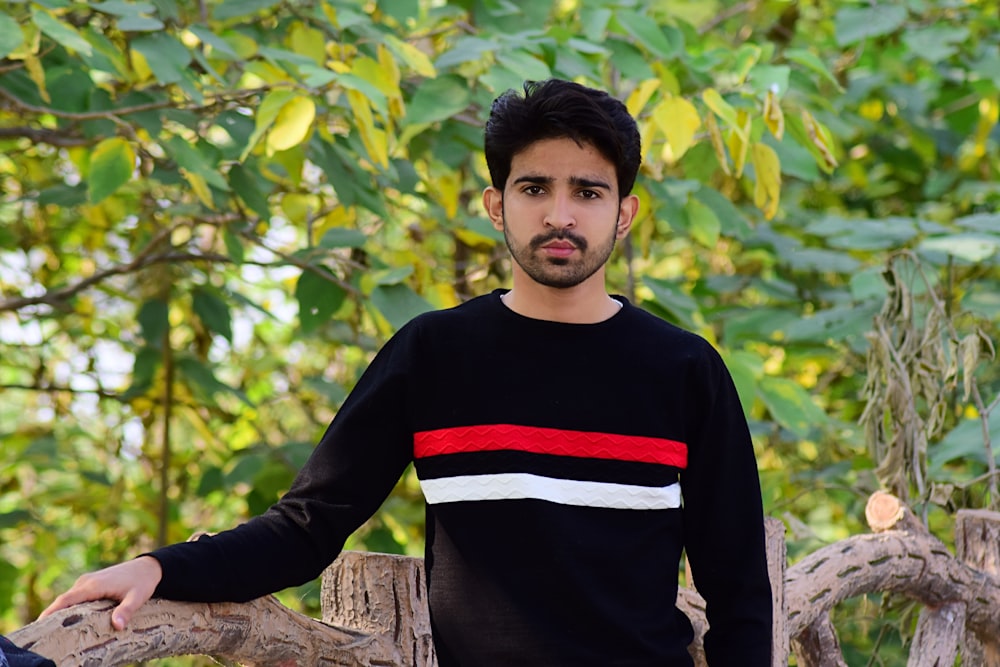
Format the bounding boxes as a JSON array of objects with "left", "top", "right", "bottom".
[{"left": 956, "top": 508, "right": 1000, "bottom": 666}]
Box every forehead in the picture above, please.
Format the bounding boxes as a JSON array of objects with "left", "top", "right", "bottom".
[{"left": 508, "top": 137, "right": 617, "bottom": 184}]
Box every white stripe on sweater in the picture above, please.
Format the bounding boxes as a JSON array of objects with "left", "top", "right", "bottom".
[{"left": 419, "top": 473, "right": 681, "bottom": 510}]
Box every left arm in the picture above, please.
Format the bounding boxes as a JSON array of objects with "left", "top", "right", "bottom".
[{"left": 680, "top": 344, "right": 772, "bottom": 666}]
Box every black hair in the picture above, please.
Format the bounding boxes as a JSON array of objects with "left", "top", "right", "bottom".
[{"left": 484, "top": 79, "right": 642, "bottom": 197}]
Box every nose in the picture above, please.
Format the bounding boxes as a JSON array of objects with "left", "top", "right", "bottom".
[{"left": 543, "top": 191, "right": 576, "bottom": 230}]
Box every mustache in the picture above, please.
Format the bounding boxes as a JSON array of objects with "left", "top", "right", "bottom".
[{"left": 528, "top": 230, "right": 589, "bottom": 252}]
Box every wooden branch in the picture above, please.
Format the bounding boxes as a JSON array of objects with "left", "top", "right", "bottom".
[
  {"left": 790, "top": 615, "right": 847, "bottom": 667},
  {"left": 8, "top": 597, "right": 382, "bottom": 667},
  {"left": 908, "top": 602, "right": 964, "bottom": 667},
  {"left": 785, "top": 529, "right": 1000, "bottom": 642}
]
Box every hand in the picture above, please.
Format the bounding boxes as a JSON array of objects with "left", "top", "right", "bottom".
[{"left": 40, "top": 556, "right": 163, "bottom": 630}]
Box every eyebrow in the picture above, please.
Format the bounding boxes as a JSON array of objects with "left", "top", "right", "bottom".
[{"left": 512, "top": 174, "right": 613, "bottom": 190}]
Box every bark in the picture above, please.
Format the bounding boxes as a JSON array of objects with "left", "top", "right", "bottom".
[
  {"left": 790, "top": 615, "right": 848, "bottom": 667},
  {"left": 907, "top": 602, "right": 964, "bottom": 667},
  {"left": 956, "top": 509, "right": 1000, "bottom": 666},
  {"left": 8, "top": 596, "right": 379, "bottom": 667}
]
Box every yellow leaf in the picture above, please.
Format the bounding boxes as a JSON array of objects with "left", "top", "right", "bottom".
[
  {"left": 626, "top": 79, "right": 661, "bottom": 117},
  {"left": 347, "top": 89, "right": 389, "bottom": 169},
  {"left": 652, "top": 94, "right": 701, "bottom": 163},
  {"left": 353, "top": 55, "right": 400, "bottom": 100},
  {"left": 267, "top": 95, "right": 316, "bottom": 153},
  {"left": 129, "top": 47, "right": 153, "bottom": 82},
  {"left": 280, "top": 193, "right": 320, "bottom": 224},
  {"left": 384, "top": 34, "right": 436, "bottom": 78},
  {"left": 751, "top": 143, "right": 781, "bottom": 220},
  {"left": 704, "top": 112, "right": 730, "bottom": 176},
  {"left": 288, "top": 22, "right": 326, "bottom": 66},
  {"left": 651, "top": 63, "right": 680, "bottom": 95},
  {"left": 315, "top": 205, "right": 357, "bottom": 239},
  {"left": 181, "top": 169, "right": 214, "bottom": 209},
  {"left": 763, "top": 90, "right": 784, "bottom": 140},
  {"left": 801, "top": 110, "right": 839, "bottom": 171},
  {"left": 436, "top": 169, "right": 462, "bottom": 219},
  {"left": 702, "top": 88, "right": 745, "bottom": 140},
  {"left": 377, "top": 44, "right": 402, "bottom": 92},
  {"left": 726, "top": 110, "right": 752, "bottom": 177},
  {"left": 24, "top": 53, "right": 49, "bottom": 102}
]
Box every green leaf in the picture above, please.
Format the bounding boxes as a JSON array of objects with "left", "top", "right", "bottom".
[
  {"left": 319, "top": 228, "right": 367, "bottom": 249},
  {"left": 784, "top": 48, "right": 842, "bottom": 89},
  {"left": 225, "top": 453, "right": 266, "bottom": 487},
  {"left": 641, "top": 276, "right": 700, "bottom": 330},
  {"left": 164, "top": 136, "right": 228, "bottom": 190},
  {"left": 138, "top": 298, "right": 169, "bottom": 343},
  {"left": 835, "top": 5, "right": 907, "bottom": 46},
  {"left": 213, "top": 0, "right": 281, "bottom": 21},
  {"left": 902, "top": 25, "right": 969, "bottom": 62},
  {"left": 685, "top": 197, "right": 721, "bottom": 247},
  {"left": 228, "top": 163, "right": 270, "bottom": 219},
  {"left": 614, "top": 9, "right": 680, "bottom": 59},
  {"left": 296, "top": 269, "right": 347, "bottom": 334},
  {"left": 192, "top": 288, "right": 233, "bottom": 342},
  {"left": 406, "top": 75, "right": 472, "bottom": 126},
  {"left": 117, "top": 16, "right": 165, "bottom": 31},
  {"left": 759, "top": 376, "right": 828, "bottom": 438},
  {"left": 188, "top": 24, "right": 239, "bottom": 59},
  {"left": 176, "top": 356, "right": 252, "bottom": 405},
  {"left": 91, "top": 1, "right": 158, "bottom": 15},
  {"left": 496, "top": 50, "right": 552, "bottom": 81},
  {"left": 0, "top": 13, "right": 25, "bottom": 60},
  {"left": 0, "top": 510, "right": 32, "bottom": 529},
  {"left": 88, "top": 137, "right": 134, "bottom": 203},
  {"left": 693, "top": 187, "right": 752, "bottom": 240},
  {"left": 919, "top": 233, "right": 1000, "bottom": 263},
  {"left": 131, "top": 33, "right": 191, "bottom": 84},
  {"left": 370, "top": 284, "right": 433, "bottom": 331},
  {"left": 31, "top": 8, "right": 92, "bottom": 56}
]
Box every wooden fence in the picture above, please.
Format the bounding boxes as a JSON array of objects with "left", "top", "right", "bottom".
[{"left": 10, "top": 492, "right": 1000, "bottom": 666}]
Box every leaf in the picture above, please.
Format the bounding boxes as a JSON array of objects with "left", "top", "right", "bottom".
[
  {"left": 784, "top": 48, "right": 842, "bottom": 89},
  {"left": 138, "top": 298, "right": 169, "bottom": 343},
  {"left": 763, "top": 90, "right": 784, "bottom": 140},
  {"left": 641, "top": 276, "right": 700, "bottom": 331},
  {"left": 91, "top": 2, "right": 158, "bottom": 16},
  {"left": 31, "top": 8, "right": 92, "bottom": 56},
  {"left": 181, "top": 169, "right": 214, "bottom": 208},
  {"left": 88, "top": 137, "right": 134, "bottom": 203},
  {"left": 759, "top": 376, "right": 828, "bottom": 438},
  {"left": 228, "top": 164, "right": 271, "bottom": 219},
  {"left": 267, "top": 95, "right": 316, "bottom": 153},
  {"left": 685, "top": 197, "right": 720, "bottom": 247},
  {"left": 296, "top": 269, "right": 347, "bottom": 334},
  {"left": 702, "top": 88, "right": 744, "bottom": 139},
  {"left": 130, "top": 33, "right": 191, "bottom": 84},
  {"left": 117, "top": 16, "right": 164, "bottom": 32},
  {"left": 800, "top": 110, "right": 838, "bottom": 171},
  {"left": 704, "top": 112, "right": 729, "bottom": 176},
  {"left": 0, "top": 13, "right": 25, "bottom": 59},
  {"left": 241, "top": 89, "right": 295, "bottom": 161},
  {"left": 751, "top": 142, "right": 781, "bottom": 220},
  {"left": 835, "top": 5, "right": 908, "bottom": 46},
  {"left": 405, "top": 75, "right": 471, "bottom": 126},
  {"left": 370, "top": 284, "right": 433, "bottom": 331},
  {"left": 347, "top": 89, "right": 388, "bottom": 169},
  {"left": 319, "top": 228, "right": 367, "bottom": 249},
  {"left": 919, "top": 233, "right": 1000, "bottom": 263},
  {"left": 384, "top": 34, "right": 436, "bottom": 78},
  {"left": 496, "top": 50, "right": 552, "bottom": 81},
  {"left": 653, "top": 94, "right": 700, "bottom": 162},
  {"left": 614, "top": 9, "right": 680, "bottom": 59},
  {"left": 192, "top": 288, "right": 233, "bottom": 342},
  {"left": 213, "top": 0, "right": 281, "bottom": 21}
]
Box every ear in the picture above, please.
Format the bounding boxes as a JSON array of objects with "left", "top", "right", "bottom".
[
  {"left": 615, "top": 194, "right": 639, "bottom": 240},
  {"left": 483, "top": 186, "right": 504, "bottom": 231}
]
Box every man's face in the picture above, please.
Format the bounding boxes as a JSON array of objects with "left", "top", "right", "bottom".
[{"left": 484, "top": 137, "right": 634, "bottom": 290}]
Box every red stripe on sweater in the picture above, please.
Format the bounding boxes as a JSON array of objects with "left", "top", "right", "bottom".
[{"left": 414, "top": 424, "right": 687, "bottom": 468}]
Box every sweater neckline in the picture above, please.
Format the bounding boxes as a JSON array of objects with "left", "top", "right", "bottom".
[{"left": 490, "top": 289, "right": 630, "bottom": 328}]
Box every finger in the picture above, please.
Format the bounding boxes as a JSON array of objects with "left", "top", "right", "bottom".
[
  {"left": 39, "top": 590, "right": 88, "bottom": 618},
  {"left": 111, "top": 587, "right": 150, "bottom": 630}
]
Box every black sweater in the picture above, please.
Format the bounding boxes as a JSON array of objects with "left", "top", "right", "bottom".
[{"left": 151, "top": 290, "right": 772, "bottom": 666}]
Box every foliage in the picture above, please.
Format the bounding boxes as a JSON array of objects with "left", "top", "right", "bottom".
[{"left": 1, "top": 0, "right": 998, "bottom": 663}]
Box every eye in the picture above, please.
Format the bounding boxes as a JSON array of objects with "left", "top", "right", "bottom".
[
  {"left": 522, "top": 185, "right": 545, "bottom": 196},
  {"left": 578, "top": 189, "right": 601, "bottom": 200}
]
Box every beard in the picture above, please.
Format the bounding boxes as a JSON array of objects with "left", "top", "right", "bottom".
[{"left": 501, "top": 211, "right": 619, "bottom": 289}]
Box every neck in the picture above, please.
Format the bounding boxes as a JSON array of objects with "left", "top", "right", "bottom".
[{"left": 502, "top": 271, "right": 621, "bottom": 324}]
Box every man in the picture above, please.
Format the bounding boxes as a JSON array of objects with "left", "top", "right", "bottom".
[{"left": 43, "top": 79, "right": 772, "bottom": 665}]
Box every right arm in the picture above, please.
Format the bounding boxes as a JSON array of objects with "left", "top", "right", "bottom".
[{"left": 42, "top": 325, "right": 420, "bottom": 625}]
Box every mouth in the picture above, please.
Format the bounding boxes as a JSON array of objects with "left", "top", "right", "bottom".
[{"left": 541, "top": 241, "right": 577, "bottom": 258}]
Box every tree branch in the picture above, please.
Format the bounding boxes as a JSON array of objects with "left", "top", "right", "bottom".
[{"left": 0, "top": 127, "right": 90, "bottom": 147}]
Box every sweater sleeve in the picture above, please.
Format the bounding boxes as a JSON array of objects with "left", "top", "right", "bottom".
[
  {"left": 680, "top": 343, "right": 772, "bottom": 666},
  {"left": 148, "top": 325, "right": 418, "bottom": 603}
]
